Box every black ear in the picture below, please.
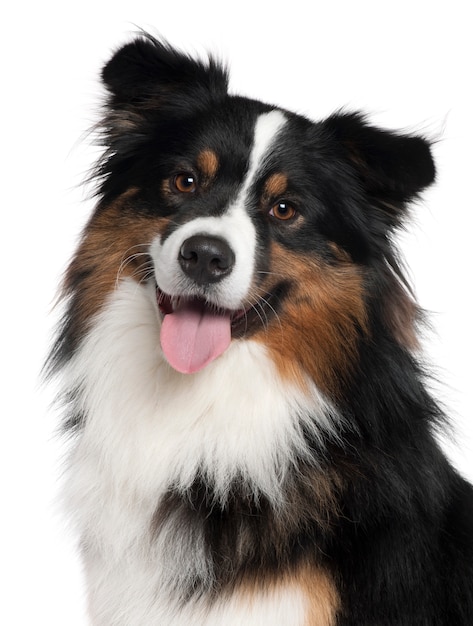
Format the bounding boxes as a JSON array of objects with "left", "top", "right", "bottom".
[
  {"left": 102, "top": 33, "right": 228, "bottom": 114},
  {"left": 325, "top": 112, "right": 435, "bottom": 226}
]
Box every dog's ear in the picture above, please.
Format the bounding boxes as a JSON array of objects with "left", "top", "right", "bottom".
[
  {"left": 325, "top": 112, "right": 435, "bottom": 229},
  {"left": 101, "top": 33, "right": 228, "bottom": 121}
]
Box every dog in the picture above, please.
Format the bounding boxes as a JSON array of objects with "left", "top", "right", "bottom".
[{"left": 48, "top": 33, "right": 473, "bottom": 625}]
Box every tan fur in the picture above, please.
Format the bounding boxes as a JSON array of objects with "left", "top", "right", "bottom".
[
  {"left": 253, "top": 243, "right": 367, "bottom": 396},
  {"left": 197, "top": 149, "right": 220, "bottom": 179},
  {"left": 299, "top": 565, "right": 340, "bottom": 626},
  {"left": 263, "top": 172, "right": 289, "bottom": 199},
  {"left": 234, "top": 563, "right": 339, "bottom": 626},
  {"left": 63, "top": 189, "right": 167, "bottom": 334}
]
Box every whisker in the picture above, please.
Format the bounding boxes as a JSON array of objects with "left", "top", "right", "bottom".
[
  {"left": 115, "top": 244, "right": 153, "bottom": 288},
  {"left": 133, "top": 265, "right": 155, "bottom": 285},
  {"left": 257, "top": 295, "right": 283, "bottom": 334},
  {"left": 117, "top": 252, "right": 149, "bottom": 275},
  {"left": 250, "top": 300, "right": 268, "bottom": 329},
  {"left": 255, "top": 270, "right": 286, "bottom": 280},
  {"left": 243, "top": 285, "right": 284, "bottom": 336}
]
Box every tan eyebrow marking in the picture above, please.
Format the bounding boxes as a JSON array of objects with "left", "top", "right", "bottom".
[
  {"left": 196, "top": 149, "right": 219, "bottom": 179},
  {"left": 263, "top": 172, "right": 288, "bottom": 198}
]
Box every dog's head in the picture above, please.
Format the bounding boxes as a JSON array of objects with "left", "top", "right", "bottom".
[{"left": 58, "top": 34, "right": 435, "bottom": 395}]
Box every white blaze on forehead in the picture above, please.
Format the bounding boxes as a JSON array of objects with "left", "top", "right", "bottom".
[
  {"left": 151, "top": 109, "right": 287, "bottom": 310},
  {"left": 240, "top": 109, "right": 288, "bottom": 196}
]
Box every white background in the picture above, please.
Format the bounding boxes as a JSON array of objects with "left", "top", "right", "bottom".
[{"left": 2, "top": 1, "right": 472, "bottom": 623}]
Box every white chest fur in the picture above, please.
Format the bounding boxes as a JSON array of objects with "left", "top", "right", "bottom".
[{"left": 61, "top": 279, "right": 338, "bottom": 624}]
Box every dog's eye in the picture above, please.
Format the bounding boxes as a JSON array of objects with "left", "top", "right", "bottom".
[
  {"left": 173, "top": 173, "right": 197, "bottom": 194},
  {"left": 269, "top": 201, "right": 297, "bottom": 221}
]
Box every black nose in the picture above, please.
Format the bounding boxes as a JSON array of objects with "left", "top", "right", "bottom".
[{"left": 179, "top": 235, "right": 235, "bottom": 285}]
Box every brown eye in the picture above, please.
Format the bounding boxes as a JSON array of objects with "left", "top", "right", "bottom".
[
  {"left": 269, "top": 201, "right": 297, "bottom": 221},
  {"left": 173, "top": 173, "right": 197, "bottom": 193}
]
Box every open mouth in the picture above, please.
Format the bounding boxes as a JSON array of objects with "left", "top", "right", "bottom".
[
  {"left": 157, "top": 290, "right": 246, "bottom": 328},
  {"left": 156, "top": 286, "right": 284, "bottom": 374}
]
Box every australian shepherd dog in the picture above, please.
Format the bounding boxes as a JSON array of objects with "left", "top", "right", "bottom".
[{"left": 47, "top": 34, "right": 473, "bottom": 625}]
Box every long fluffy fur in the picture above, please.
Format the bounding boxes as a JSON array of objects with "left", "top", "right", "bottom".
[{"left": 48, "top": 33, "right": 473, "bottom": 625}]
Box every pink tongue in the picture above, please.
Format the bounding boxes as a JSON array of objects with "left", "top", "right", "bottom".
[{"left": 160, "top": 300, "right": 231, "bottom": 374}]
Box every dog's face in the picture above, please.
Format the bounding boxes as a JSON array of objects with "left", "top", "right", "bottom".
[
  {"left": 151, "top": 108, "right": 288, "bottom": 374},
  {"left": 62, "top": 35, "right": 435, "bottom": 396}
]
